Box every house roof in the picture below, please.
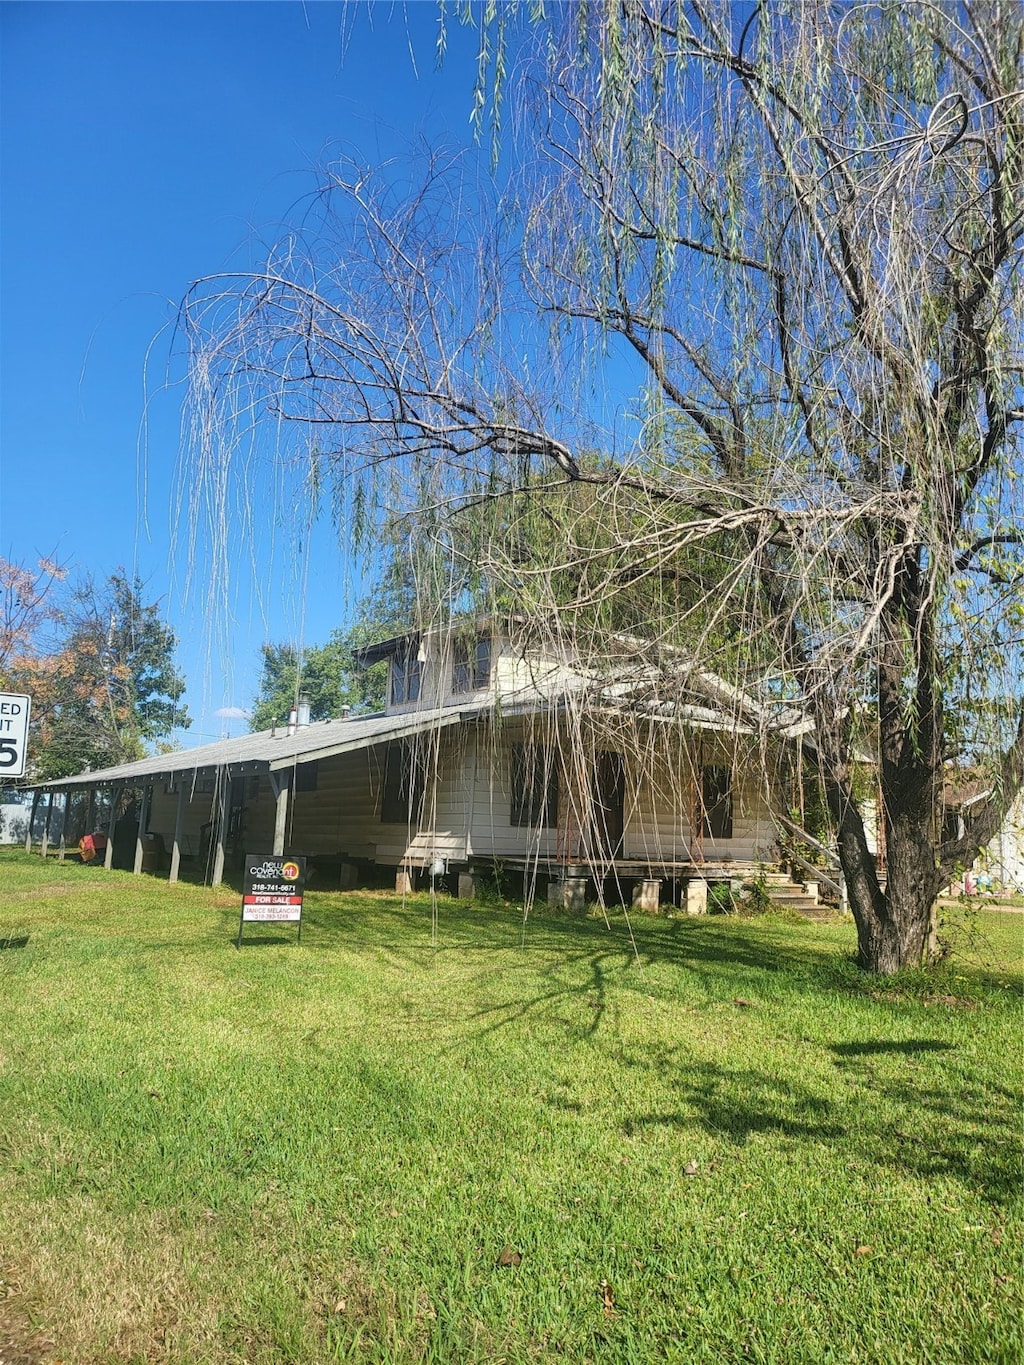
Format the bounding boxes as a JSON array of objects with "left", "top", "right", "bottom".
[
  {"left": 36, "top": 703, "right": 486, "bottom": 790},
  {"left": 353, "top": 616, "right": 497, "bottom": 666},
  {"left": 354, "top": 633, "right": 421, "bottom": 666}
]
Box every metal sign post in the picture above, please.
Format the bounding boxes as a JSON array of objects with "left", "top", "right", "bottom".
[
  {"left": 0, "top": 693, "right": 31, "bottom": 778},
  {"left": 238, "top": 854, "right": 306, "bottom": 948}
]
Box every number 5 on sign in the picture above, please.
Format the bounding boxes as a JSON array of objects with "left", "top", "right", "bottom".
[{"left": 0, "top": 694, "right": 31, "bottom": 777}]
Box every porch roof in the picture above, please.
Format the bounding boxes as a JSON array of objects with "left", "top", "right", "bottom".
[{"left": 36, "top": 703, "right": 486, "bottom": 791}]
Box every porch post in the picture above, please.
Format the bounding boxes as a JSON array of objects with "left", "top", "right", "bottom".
[
  {"left": 25, "top": 789, "right": 41, "bottom": 853},
  {"left": 133, "top": 783, "right": 151, "bottom": 875},
  {"left": 40, "top": 791, "right": 54, "bottom": 859},
  {"left": 169, "top": 781, "right": 186, "bottom": 884},
  {"left": 270, "top": 772, "right": 289, "bottom": 857},
  {"left": 684, "top": 876, "right": 708, "bottom": 916},
  {"left": 104, "top": 784, "right": 122, "bottom": 870},
  {"left": 64, "top": 790, "right": 78, "bottom": 846},
  {"left": 58, "top": 793, "right": 68, "bottom": 861},
  {"left": 211, "top": 768, "right": 229, "bottom": 886}
]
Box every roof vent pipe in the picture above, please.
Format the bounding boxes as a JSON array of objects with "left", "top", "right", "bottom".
[
  {"left": 341, "top": 704, "right": 352, "bottom": 720},
  {"left": 287, "top": 706, "right": 297, "bottom": 737},
  {"left": 297, "top": 693, "right": 311, "bottom": 727}
]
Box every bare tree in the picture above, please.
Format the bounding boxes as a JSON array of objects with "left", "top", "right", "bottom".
[{"left": 181, "top": 1, "right": 1024, "bottom": 974}]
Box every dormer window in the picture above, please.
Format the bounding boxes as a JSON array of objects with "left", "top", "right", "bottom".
[
  {"left": 391, "top": 648, "right": 421, "bottom": 705},
  {"left": 452, "top": 635, "right": 491, "bottom": 694}
]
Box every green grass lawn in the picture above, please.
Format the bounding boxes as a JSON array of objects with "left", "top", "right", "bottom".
[{"left": 0, "top": 850, "right": 1020, "bottom": 1364}]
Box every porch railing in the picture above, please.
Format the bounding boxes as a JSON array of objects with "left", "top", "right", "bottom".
[{"left": 772, "top": 810, "right": 848, "bottom": 911}]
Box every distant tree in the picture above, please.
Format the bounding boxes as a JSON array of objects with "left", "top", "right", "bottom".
[
  {"left": 5, "top": 568, "right": 190, "bottom": 781},
  {"left": 251, "top": 627, "right": 387, "bottom": 731},
  {"left": 249, "top": 530, "right": 439, "bottom": 731},
  {"left": 251, "top": 615, "right": 405, "bottom": 731},
  {"left": 0, "top": 555, "right": 67, "bottom": 678}
]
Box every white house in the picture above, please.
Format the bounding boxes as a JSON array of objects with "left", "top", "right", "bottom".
[{"left": 28, "top": 620, "right": 821, "bottom": 909}]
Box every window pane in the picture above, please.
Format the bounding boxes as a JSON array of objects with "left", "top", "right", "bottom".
[
  {"left": 391, "top": 658, "right": 406, "bottom": 704},
  {"left": 474, "top": 637, "right": 491, "bottom": 688},
  {"left": 453, "top": 636, "right": 490, "bottom": 693},
  {"left": 452, "top": 640, "right": 471, "bottom": 694},
  {"left": 391, "top": 650, "right": 422, "bottom": 704}
]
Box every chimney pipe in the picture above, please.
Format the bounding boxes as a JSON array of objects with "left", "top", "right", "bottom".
[
  {"left": 341, "top": 704, "right": 352, "bottom": 720},
  {"left": 287, "top": 706, "right": 297, "bottom": 737},
  {"left": 297, "top": 692, "right": 311, "bottom": 727}
]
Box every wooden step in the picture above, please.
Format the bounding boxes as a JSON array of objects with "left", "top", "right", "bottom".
[{"left": 744, "top": 873, "right": 821, "bottom": 913}]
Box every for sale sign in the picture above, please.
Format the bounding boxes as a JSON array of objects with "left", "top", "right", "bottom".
[
  {"left": 238, "top": 854, "right": 306, "bottom": 947},
  {"left": 0, "top": 693, "right": 31, "bottom": 778}
]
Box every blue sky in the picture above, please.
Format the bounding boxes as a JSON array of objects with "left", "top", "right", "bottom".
[{"left": 1, "top": 1, "right": 492, "bottom": 743}]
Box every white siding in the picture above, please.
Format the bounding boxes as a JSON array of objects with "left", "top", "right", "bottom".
[{"left": 464, "top": 720, "right": 777, "bottom": 866}]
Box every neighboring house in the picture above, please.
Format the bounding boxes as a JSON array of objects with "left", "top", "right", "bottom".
[
  {"left": 0, "top": 787, "right": 37, "bottom": 845},
  {"left": 978, "top": 790, "right": 1024, "bottom": 892},
  {"left": 948, "top": 784, "right": 1024, "bottom": 895},
  {"left": 29, "top": 621, "right": 814, "bottom": 906}
]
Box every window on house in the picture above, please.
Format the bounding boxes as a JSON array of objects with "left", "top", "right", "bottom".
[
  {"left": 390, "top": 648, "right": 422, "bottom": 705},
  {"left": 701, "top": 765, "right": 733, "bottom": 839},
  {"left": 452, "top": 635, "right": 492, "bottom": 693},
  {"left": 510, "top": 743, "right": 559, "bottom": 828},
  {"left": 380, "top": 742, "right": 426, "bottom": 824}
]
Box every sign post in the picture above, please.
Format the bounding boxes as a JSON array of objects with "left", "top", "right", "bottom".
[
  {"left": 238, "top": 854, "right": 306, "bottom": 948},
  {"left": 0, "top": 693, "right": 31, "bottom": 778}
]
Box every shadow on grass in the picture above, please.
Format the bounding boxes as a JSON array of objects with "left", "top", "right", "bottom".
[
  {"left": 622, "top": 1054, "right": 1019, "bottom": 1203},
  {"left": 0, "top": 935, "right": 29, "bottom": 950},
  {"left": 830, "top": 1039, "right": 954, "bottom": 1056},
  {"left": 310, "top": 890, "right": 1024, "bottom": 1002},
  {"left": 309, "top": 892, "right": 848, "bottom": 979},
  {"left": 231, "top": 934, "right": 300, "bottom": 948}
]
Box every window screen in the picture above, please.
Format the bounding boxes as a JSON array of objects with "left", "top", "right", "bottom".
[
  {"left": 701, "top": 765, "right": 733, "bottom": 839},
  {"left": 391, "top": 649, "right": 422, "bottom": 704},
  {"left": 381, "top": 741, "right": 426, "bottom": 824},
  {"left": 510, "top": 743, "right": 559, "bottom": 828}
]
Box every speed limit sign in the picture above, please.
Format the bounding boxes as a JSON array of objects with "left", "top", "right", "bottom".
[{"left": 0, "top": 693, "right": 31, "bottom": 778}]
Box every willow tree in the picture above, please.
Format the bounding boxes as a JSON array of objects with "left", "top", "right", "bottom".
[{"left": 182, "top": 1, "right": 1024, "bottom": 974}]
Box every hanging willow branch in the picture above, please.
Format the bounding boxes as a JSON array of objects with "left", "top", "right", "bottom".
[{"left": 179, "top": 2, "right": 1024, "bottom": 974}]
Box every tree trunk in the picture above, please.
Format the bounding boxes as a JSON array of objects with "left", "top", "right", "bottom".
[
  {"left": 817, "top": 713, "right": 938, "bottom": 975},
  {"left": 838, "top": 830, "right": 934, "bottom": 974}
]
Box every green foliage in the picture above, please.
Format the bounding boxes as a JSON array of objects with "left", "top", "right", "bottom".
[
  {"left": 467, "top": 860, "right": 512, "bottom": 906},
  {"left": 742, "top": 870, "right": 774, "bottom": 917},
  {"left": 10, "top": 570, "right": 190, "bottom": 781},
  {"left": 706, "top": 881, "right": 737, "bottom": 915},
  {"left": 250, "top": 628, "right": 387, "bottom": 731}
]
